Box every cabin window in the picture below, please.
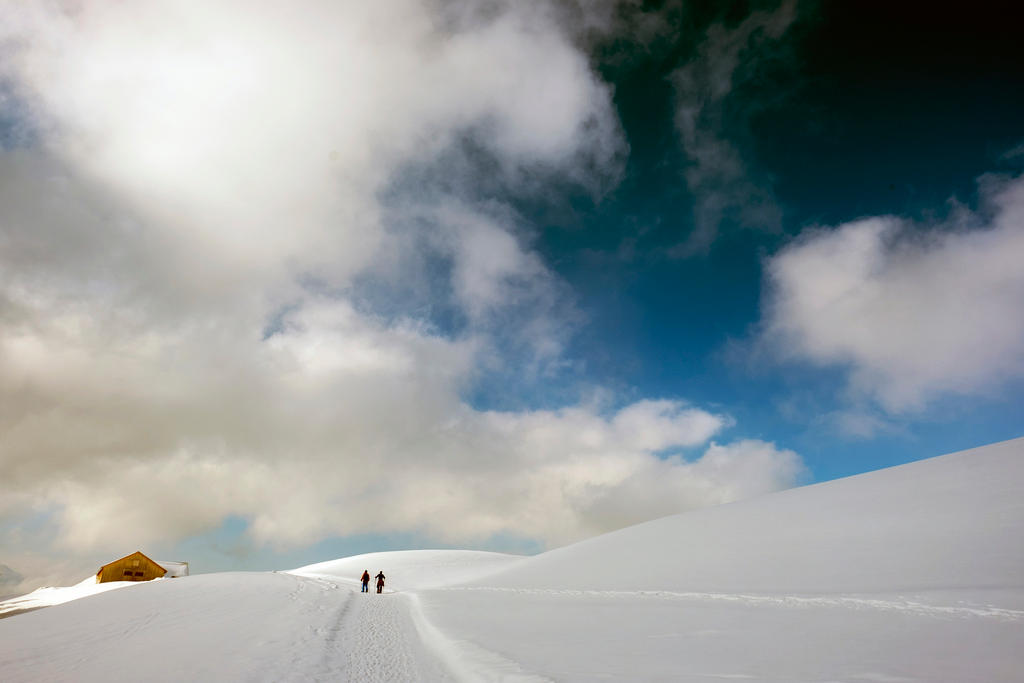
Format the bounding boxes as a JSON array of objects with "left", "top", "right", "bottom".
[
  {"left": 123, "top": 570, "right": 133, "bottom": 576},
  {"left": 134, "top": 571, "right": 144, "bottom": 577}
]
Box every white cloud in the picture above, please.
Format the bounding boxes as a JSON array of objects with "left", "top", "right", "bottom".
[
  {"left": 572, "top": 439, "right": 805, "bottom": 541},
  {"left": 0, "top": 1, "right": 804, "bottom": 585},
  {"left": 761, "top": 174, "right": 1024, "bottom": 412},
  {"left": 0, "top": 295, "right": 798, "bottom": 551},
  {"left": 0, "top": 264, "right": 797, "bottom": 554},
  {"left": 1, "top": 0, "right": 623, "bottom": 290}
]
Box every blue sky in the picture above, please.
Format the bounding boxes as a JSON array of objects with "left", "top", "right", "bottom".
[
  {"left": 0, "top": 0, "right": 1022, "bottom": 589},
  {"left": 463, "top": 1, "right": 1024, "bottom": 479}
]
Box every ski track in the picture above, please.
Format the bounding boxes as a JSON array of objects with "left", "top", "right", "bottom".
[{"left": 437, "top": 587, "right": 1024, "bottom": 622}]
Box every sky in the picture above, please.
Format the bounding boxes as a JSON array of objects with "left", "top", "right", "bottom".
[{"left": 0, "top": 0, "right": 1021, "bottom": 593}]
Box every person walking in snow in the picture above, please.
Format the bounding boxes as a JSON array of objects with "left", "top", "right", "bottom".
[
  {"left": 360, "top": 570, "right": 370, "bottom": 593},
  {"left": 375, "top": 571, "right": 385, "bottom": 594}
]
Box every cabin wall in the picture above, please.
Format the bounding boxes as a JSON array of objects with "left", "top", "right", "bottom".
[{"left": 96, "top": 553, "right": 167, "bottom": 583}]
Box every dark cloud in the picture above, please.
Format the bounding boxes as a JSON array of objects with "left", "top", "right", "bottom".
[{"left": 668, "top": 0, "right": 797, "bottom": 256}]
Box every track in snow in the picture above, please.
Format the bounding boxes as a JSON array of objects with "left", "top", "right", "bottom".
[
  {"left": 293, "top": 579, "right": 547, "bottom": 683},
  {"left": 437, "top": 586, "right": 1024, "bottom": 621},
  {"left": 335, "top": 589, "right": 453, "bottom": 681},
  {"left": 284, "top": 576, "right": 466, "bottom": 682}
]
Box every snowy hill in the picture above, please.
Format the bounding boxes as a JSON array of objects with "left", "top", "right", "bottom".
[
  {"left": 1, "top": 438, "right": 1022, "bottom": 681},
  {"left": 470, "top": 436, "right": 1024, "bottom": 594}
]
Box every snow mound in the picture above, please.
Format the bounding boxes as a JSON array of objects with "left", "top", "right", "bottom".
[
  {"left": 289, "top": 549, "right": 525, "bottom": 590},
  {"left": 472, "top": 437, "right": 1024, "bottom": 594}
]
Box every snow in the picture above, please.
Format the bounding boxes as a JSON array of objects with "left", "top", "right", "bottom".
[
  {"left": 0, "top": 575, "right": 140, "bottom": 617},
  {"left": 0, "top": 559, "right": 190, "bottom": 617},
  {"left": 156, "top": 560, "right": 189, "bottom": 578},
  {"left": 465, "top": 435, "right": 1024, "bottom": 594},
  {"left": 1, "top": 438, "right": 1023, "bottom": 681},
  {"left": 290, "top": 549, "right": 524, "bottom": 590}
]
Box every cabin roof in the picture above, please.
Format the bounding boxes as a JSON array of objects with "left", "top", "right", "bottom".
[{"left": 96, "top": 550, "right": 165, "bottom": 574}]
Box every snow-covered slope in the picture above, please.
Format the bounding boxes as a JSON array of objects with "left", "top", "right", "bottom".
[
  {"left": 0, "top": 576, "right": 141, "bottom": 618},
  {"left": 1, "top": 438, "right": 1022, "bottom": 682},
  {"left": 409, "top": 438, "right": 1024, "bottom": 681},
  {"left": 470, "top": 437, "right": 1024, "bottom": 593}
]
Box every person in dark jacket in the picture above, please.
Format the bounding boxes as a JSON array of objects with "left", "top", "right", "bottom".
[
  {"left": 375, "top": 571, "right": 385, "bottom": 594},
  {"left": 360, "top": 570, "right": 370, "bottom": 593}
]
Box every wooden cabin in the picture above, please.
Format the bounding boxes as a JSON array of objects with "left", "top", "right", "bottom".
[{"left": 95, "top": 551, "right": 167, "bottom": 584}]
